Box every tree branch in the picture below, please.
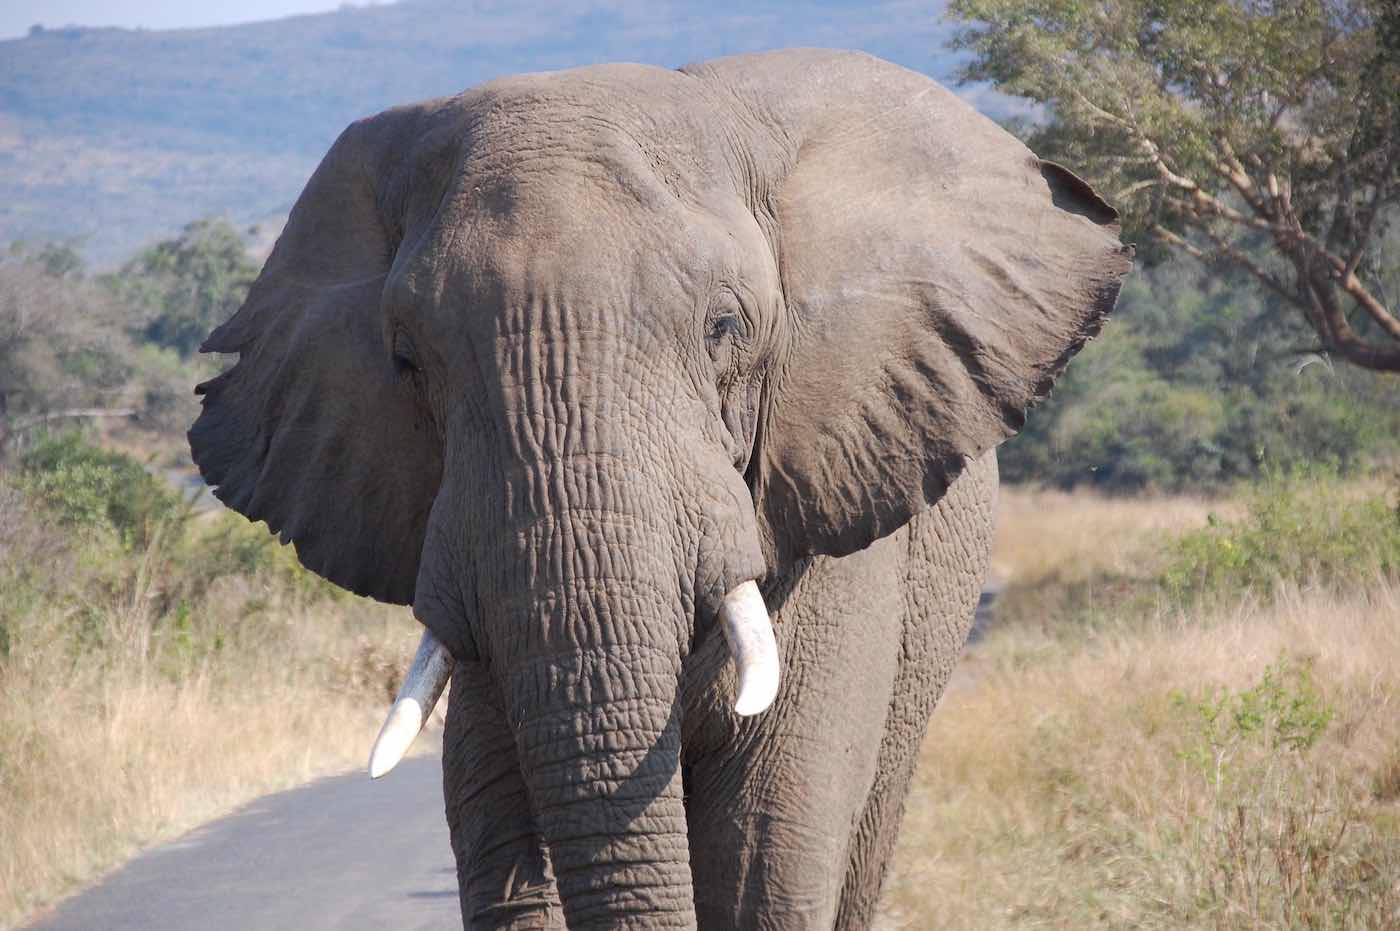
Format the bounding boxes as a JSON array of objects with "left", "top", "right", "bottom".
[
  {"left": 1300, "top": 275, "right": 1400, "bottom": 371},
  {"left": 1273, "top": 202, "right": 1400, "bottom": 343},
  {"left": 7, "top": 408, "right": 138, "bottom": 434},
  {"left": 1150, "top": 223, "right": 1302, "bottom": 308}
]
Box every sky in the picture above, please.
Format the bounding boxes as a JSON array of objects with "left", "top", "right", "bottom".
[{"left": 0, "top": 1, "right": 388, "bottom": 39}]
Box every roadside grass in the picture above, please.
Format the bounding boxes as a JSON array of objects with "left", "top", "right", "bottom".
[
  {"left": 882, "top": 474, "right": 1400, "bottom": 929},
  {"left": 6, "top": 435, "right": 1398, "bottom": 930},
  {"left": 0, "top": 438, "right": 424, "bottom": 930}
]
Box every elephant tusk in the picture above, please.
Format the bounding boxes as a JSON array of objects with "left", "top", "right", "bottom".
[
  {"left": 368, "top": 629, "right": 455, "bottom": 779},
  {"left": 719, "top": 580, "right": 780, "bottom": 716}
]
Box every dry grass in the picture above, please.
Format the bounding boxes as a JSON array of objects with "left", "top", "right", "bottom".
[
  {"left": 0, "top": 485, "right": 428, "bottom": 930},
  {"left": 881, "top": 486, "right": 1400, "bottom": 930},
  {"left": 990, "top": 486, "right": 1230, "bottom": 589},
  {"left": 984, "top": 487, "right": 1238, "bottom": 637}
]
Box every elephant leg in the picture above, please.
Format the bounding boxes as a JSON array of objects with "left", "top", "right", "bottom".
[
  {"left": 442, "top": 663, "right": 563, "bottom": 930},
  {"left": 684, "top": 531, "right": 910, "bottom": 930},
  {"left": 834, "top": 451, "right": 998, "bottom": 929}
]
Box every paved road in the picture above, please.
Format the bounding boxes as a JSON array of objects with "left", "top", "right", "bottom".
[{"left": 26, "top": 757, "right": 459, "bottom": 931}]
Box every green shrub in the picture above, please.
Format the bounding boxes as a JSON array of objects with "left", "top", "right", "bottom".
[
  {"left": 180, "top": 511, "right": 341, "bottom": 602},
  {"left": 1164, "top": 466, "right": 1400, "bottom": 603},
  {"left": 1163, "top": 655, "right": 1388, "bottom": 928},
  {"left": 18, "top": 433, "right": 182, "bottom": 548},
  {"left": 113, "top": 218, "right": 256, "bottom": 358},
  {"left": 1172, "top": 655, "right": 1334, "bottom": 791}
]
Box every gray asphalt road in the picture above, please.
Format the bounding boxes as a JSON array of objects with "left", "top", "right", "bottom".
[{"left": 26, "top": 756, "right": 459, "bottom": 931}]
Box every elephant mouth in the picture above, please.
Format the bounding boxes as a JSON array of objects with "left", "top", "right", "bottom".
[{"left": 365, "top": 577, "right": 779, "bottom": 778}]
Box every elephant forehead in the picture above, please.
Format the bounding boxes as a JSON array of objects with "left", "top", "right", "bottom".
[
  {"left": 389, "top": 182, "right": 707, "bottom": 314},
  {"left": 377, "top": 68, "right": 734, "bottom": 233},
  {"left": 371, "top": 67, "right": 753, "bottom": 333}
]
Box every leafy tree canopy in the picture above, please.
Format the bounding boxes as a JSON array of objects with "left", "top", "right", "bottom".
[
  {"left": 0, "top": 246, "right": 137, "bottom": 450},
  {"left": 115, "top": 219, "right": 257, "bottom": 359},
  {"left": 947, "top": 0, "right": 1400, "bottom": 371},
  {"left": 1000, "top": 255, "right": 1400, "bottom": 491}
]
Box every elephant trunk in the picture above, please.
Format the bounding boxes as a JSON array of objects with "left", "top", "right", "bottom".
[
  {"left": 472, "top": 449, "right": 763, "bottom": 926},
  {"left": 505, "top": 638, "right": 694, "bottom": 928},
  {"left": 460, "top": 451, "right": 703, "bottom": 927}
]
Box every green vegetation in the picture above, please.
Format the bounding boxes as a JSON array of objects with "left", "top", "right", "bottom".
[
  {"left": 17, "top": 433, "right": 181, "bottom": 547},
  {"left": 993, "top": 468, "right": 1400, "bottom": 639},
  {"left": 1001, "top": 259, "right": 1400, "bottom": 492},
  {"left": 946, "top": 0, "right": 1400, "bottom": 370},
  {"left": 114, "top": 219, "right": 258, "bottom": 358},
  {"left": 1173, "top": 656, "right": 1335, "bottom": 784},
  {"left": 0, "top": 436, "right": 417, "bottom": 928},
  {"left": 0, "top": 243, "right": 142, "bottom": 448},
  {"left": 1165, "top": 467, "right": 1400, "bottom": 601},
  {"left": 0, "top": 221, "right": 248, "bottom": 461}
]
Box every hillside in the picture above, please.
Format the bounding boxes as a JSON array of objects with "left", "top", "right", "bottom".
[{"left": 0, "top": 0, "right": 1000, "bottom": 265}]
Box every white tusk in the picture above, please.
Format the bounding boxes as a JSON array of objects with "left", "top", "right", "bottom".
[
  {"left": 718, "top": 580, "right": 780, "bottom": 716},
  {"left": 368, "top": 629, "right": 455, "bottom": 779}
]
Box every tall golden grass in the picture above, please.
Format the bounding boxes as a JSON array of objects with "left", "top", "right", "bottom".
[
  {"left": 880, "top": 486, "right": 1400, "bottom": 929},
  {"left": 988, "top": 485, "right": 1230, "bottom": 589}
]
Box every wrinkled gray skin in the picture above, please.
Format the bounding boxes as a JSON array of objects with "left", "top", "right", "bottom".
[{"left": 189, "top": 49, "right": 1131, "bottom": 929}]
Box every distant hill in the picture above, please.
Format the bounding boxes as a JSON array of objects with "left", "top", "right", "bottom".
[{"left": 0, "top": 0, "right": 1017, "bottom": 265}]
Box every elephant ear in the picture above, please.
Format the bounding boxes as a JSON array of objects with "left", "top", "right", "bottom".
[
  {"left": 711, "top": 51, "right": 1133, "bottom": 566},
  {"left": 188, "top": 110, "right": 442, "bottom": 604}
]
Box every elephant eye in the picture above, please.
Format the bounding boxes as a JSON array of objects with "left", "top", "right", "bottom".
[
  {"left": 391, "top": 332, "right": 422, "bottom": 380},
  {"left": 705, "top": 290, "right": 748, "bottom": 367},
  {"left": 707, "top": 314, "right": 743, "bottom": 344}
]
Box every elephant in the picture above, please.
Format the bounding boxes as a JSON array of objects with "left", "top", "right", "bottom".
[{"left": 188, "top": 48, "right": 1132, "bottom": 929}]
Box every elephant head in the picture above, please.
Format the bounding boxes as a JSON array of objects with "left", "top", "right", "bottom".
[{"left": 189, "top": 49, "right": 1130, "bottom": 927}]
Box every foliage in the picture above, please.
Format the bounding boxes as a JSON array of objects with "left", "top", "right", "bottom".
[
  {"left": 113, "top": 219, "right": 257, "bottom": 358},
  {"left": 0, "top": 245, "right": 141, "bottom": 452},
  {"left": 1, "top": 222, "right": 248, "bottom": 461},
  {"left": 1001, "top": 258, "right": 1400, "bottom": 491},
  {"left": 1172, "top": 655, "right": 1334, "bottom": 789},
  {"left": 988, "top": 472, "right": 1400, "bottom": 644},
  {"left": 185, "top": 510, "right": 344, "bottom": 602},
  {"left": 1165, "top": 656, "right": 1383, "bottom": 929},
  {"left": 17, "top": 433, "right": 182, "bottom": 548},
  {"left": 947, "top": 0, "right": 1400, "bottom": 370},
  {"left": 1164, "top": 465, "right": 1400, "bottom": 600}
]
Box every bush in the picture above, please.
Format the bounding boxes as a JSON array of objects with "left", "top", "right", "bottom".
[
  {"left": 18, "top": 433, "right": 182, "bottom": 548},
  {"left": 180, "top": 510, "right": 341, "bottom": 602},
  {"left": 1172, "top": 655, "right": 1334, "bottom": 790},
  {"left": 1164, "top": 466, "right": 1400, "bottom": 603}
]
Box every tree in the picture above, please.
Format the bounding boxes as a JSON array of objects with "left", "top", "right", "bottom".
[
  {"left": 946, "top": 0, "right": 1400, "bottom": 371},
  {"left": 115, "top": 219, "right": 257, "bottom": 358},
  {"left": 0, "top": 248, "right": 139, "bottom": 456},
  {"left": 998, "top": 256, "right": 1400, "bottom": 491}
]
